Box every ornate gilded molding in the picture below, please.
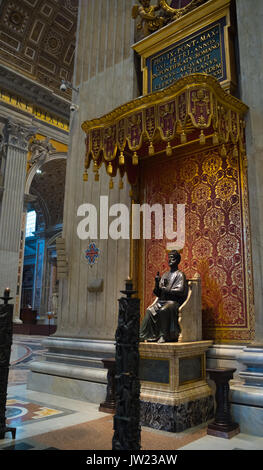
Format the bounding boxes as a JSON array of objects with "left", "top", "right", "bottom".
[
  {"left": 132, "top": 1, "right": 165, "bottom": 36},
  {"left": 132, "top": 1, "right": 209, "bottom": 37},
  {"left": 133, "top": 0, "right": 236, "bottom": 95},
  {"left": 160, "top": 0, "right": 208, "bottom": 18},
  {"left": 81, "top": 74, "right": 248, "bottom": 188}
]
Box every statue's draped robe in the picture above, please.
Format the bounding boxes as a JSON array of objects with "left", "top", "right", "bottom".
[{"left": 140, "top": 270, "right": 188, "bottom": 341}]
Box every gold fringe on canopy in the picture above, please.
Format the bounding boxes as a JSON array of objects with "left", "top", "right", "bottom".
[{"left": 82, "top": 74, "right": 248, "bottom": 185}]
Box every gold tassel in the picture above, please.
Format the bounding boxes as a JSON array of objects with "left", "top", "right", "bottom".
[
  {"left": 129, "top": 189, "right": 133, "bottom": 198},
  {"left": 181, "top": 132, "right": 187, "bottom": 144},
  {"left": 132, "top": 152, "right": 138, "bottom": 165},
  {"left": 233, "top": 145, "right": 238, "bottom": 157},
  {"left": 119, "top": 178, "right": 124, "bottom": 190},
  {"left": 119, "top": 152, "right": 125, "bottom": 165},
  {"left": 109, "top": 177, "right": 114, "bottom": 190},
  {"left": 148, "top": 142, "right": 154, "bottom": 156},
  {"left": 166, "top": 142, "right": 172, "bottom": 157},
  {"left": 83, "top": 171, "right": 88, "bottom": 182},
  {"left": 213, "top": 132, "right": 219, "bottom": 145},
  {"left": 93, "top": 161, "right": 99, "bottom": 181},
  {"left": 107, "top": 162, "right": 113, "bottom": 175},
  {"left": 199, "top": 130, "right": 206, "bottom": 145},
  {"left": 221, "top": 144, "right": 227, "bottom": 157}
]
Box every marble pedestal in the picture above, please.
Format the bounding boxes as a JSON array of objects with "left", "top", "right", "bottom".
[
  {"left": 139, "top": 341, "right": 214, "bottom": 432},
  {"left": 230, "top": 346, "right": 263, "bottom": 437},
  {"left": 27, "top": 336, "right": 115, "bottom": 404}
]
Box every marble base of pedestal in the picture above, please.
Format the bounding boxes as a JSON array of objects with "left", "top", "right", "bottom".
[
  {"left": 140, "top": 396, "right": 214, "bottom": 433},
  {"left": 27, "top": 337, "right": 115, "bottom": 404},
  {"left": 139, "top": 341, "right": 214, "bottom": 432},
  {"left": 207, "top": 422, "right": 240, "bottom": 439},
  {"left": 230, "top": 346, "right": 263, "bottom": 437}
]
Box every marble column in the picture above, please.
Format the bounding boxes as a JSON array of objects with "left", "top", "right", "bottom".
[
  {"left": 39, "top": 246, "right": 57, "bottom": 319},
  {"left": 229, "top": 0, "right": 263, "bottom": 437},
  {"left": 16, "top": 193, "right": 37, "bottom": 319},
  {"left": 0, "top": 120, "right": 35, "bottom": 323},
  {"left": 28, "top": 0, "right": 139, "bottom": 402},
  {"left": 32, "top": 235, "right": 46, "bottom": 316}
]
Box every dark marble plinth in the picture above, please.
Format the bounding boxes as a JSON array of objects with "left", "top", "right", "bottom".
[
  {"left": 207, "top": 368, "right": 240, "bottom": 439},
  {"left": 140, "top": 395, "right": 214, "bottom": 433},
  {"left": 207, "top": 422, "right": 240, "bottom": 439},
  {"left": 99, "top": 358, "right": 116, "bottom": 414}
]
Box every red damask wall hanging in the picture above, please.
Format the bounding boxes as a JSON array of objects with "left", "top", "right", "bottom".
[{"left": 141, "top": 144, "right": 254, "bottom": 342}]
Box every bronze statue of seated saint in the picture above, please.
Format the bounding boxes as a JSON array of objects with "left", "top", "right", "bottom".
[{"left": 140, "top": 250, "right": 188, "bottom": 343}]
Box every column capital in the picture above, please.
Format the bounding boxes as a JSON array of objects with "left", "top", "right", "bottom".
[{"left": 5, "top": 120, "right": 37, "bottom": 152}]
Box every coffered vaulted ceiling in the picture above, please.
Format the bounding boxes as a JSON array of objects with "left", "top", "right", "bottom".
[{"left": 0, "top": 0, "right": 78, "bottom": 97}]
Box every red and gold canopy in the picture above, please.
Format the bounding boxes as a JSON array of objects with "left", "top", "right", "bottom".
[{"left": 81, "top": 74, "right": 248, "bottom": 189}]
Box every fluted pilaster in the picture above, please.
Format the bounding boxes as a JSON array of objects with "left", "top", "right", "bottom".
[
  {"left": 0, "top": 120, "right": 36, "bottom": 321},
  {"left": 56, "top": 0, "right": 138, "bottom": 339}
]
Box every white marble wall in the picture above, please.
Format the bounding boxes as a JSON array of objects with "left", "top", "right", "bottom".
[
  {"left": 236, "top": 0, "right": 263, "bottom": 344},
  {"left": 56, "top": 0, "right": 138, "bottom": 340}
]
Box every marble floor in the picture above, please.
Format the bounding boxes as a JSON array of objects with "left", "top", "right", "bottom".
[{"left": 1, "top": 335, "right": 262, "bottom": 451}]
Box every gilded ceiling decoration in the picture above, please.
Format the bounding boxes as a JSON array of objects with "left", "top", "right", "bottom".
[{"left": 0, "top": 0, "right": 78, "bottom": 97}]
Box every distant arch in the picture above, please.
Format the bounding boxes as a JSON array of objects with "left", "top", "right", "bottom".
[{"left": 25, "top": 152, "right": 67, "bottom": 194}]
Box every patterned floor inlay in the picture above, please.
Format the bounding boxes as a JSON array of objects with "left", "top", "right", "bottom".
[
  {"left": 2, "top": 442, "right": 35, "bottom": 450},
  {"left": 5, "top": 397, "right": 75, "bottom": 426},
  {"left": 0, "top": 437, "right": 60, "bottom": 451},
  {"left": 8, "top": 335, "right": 48, "bottom": 386}
]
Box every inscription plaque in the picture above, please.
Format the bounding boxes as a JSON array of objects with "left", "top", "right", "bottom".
[
  {"left": 147, "top": 18, "right": 226, "bottom": 93},
  {"left": 139, "top": 358, "right": 170, "bottom": 384},
  {"left": 179, "top": 355, "right": 203, "bottom": 385}
]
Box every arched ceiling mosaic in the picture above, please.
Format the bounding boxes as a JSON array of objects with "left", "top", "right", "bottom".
[
  {"left": 30, "top": 158, "right": 67, "bottom": 228},
  {"left": 0, "top": 0, "right": 78, "bottom": 98}
]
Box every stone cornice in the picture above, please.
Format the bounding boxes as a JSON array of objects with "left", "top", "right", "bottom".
[{"left": 0, "top": 64, "right": 70, "bottom": 121}]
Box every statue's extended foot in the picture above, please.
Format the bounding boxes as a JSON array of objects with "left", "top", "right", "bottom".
[
  {"left": 157, "top": 336, "right": 166, "bottom": 343},
  {"left": 147, "top": 337, "right": 158, "bottom": 342}
]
